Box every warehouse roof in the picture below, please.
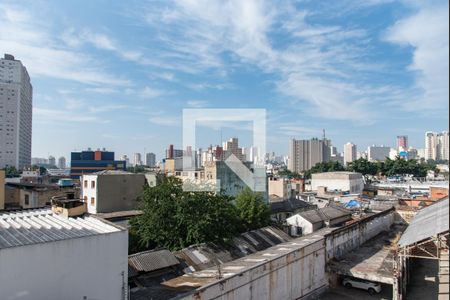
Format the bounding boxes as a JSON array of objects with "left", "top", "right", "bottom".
[
  {"left": 398, "top": 197, "right": 449, "bottom": 247},
  {"left": 294, "top": 205, "right": 352, "bottom": 224},
  {"left": 129, "top": 249, "right": 179, "bottom": 274},
  {"left": 0, "top": 209, "right": 123, "bottom": 250}
]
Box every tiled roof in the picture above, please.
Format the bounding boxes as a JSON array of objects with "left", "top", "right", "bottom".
[{"left": 0, "top": 209, "right": 123, "bottom": 250}]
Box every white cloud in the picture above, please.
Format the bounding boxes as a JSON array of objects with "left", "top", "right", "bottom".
[
  {"left": 0, "top": 4, "right": 130, "bottom": 86},
  {"left": 385, "top": 2, "right": 449, "bottom": 110}
]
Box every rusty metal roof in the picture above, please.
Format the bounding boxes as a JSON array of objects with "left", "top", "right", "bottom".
[
  {"left": 128, "top": 249, "right": 179, "bottom": 273},
  {"left": 398, "top": 197, "right": 449, "bottom": 247}
]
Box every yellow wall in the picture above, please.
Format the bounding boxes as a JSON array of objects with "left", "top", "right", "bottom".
[{"left": 0, "top": 170, "right": 5, "bottom": 210}]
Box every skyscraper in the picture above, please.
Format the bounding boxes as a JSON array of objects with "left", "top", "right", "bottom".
[
  {"left": 0, "top": 54, "right": 32, "bottom": 169},
  {"left": 344, "top": 142, "right": 357, "bottom": 166},
  {"left": 48, "top": 156, "right": 56, "bottom": 167},
  {"left": 288, "top": 138, "right": 331, "bottom": 173},
  {"left": 133, "top": 153, "right": 142, "bottom": 166},
  {"left": 58, "top": 156, "right": 66, "bottom": 169},
  {"left": 425, "top": 131, "right": 449, "bottom": 161},
  {"left": 396, "top": 135, "right": 408, "bottom": 150},
  {"left": 145, "top": 152, "right": 156, "bottom": 167}
]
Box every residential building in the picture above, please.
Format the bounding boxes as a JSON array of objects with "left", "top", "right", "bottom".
[
  {"left": 0, "top": 170, "right": 4, "bottom": 210},
  {"left": 425, "top": 131, "right": 450, "bottom": 161},
  {"left": 367, "top": 145, "right": 390, "bottom": 161},
  {"left": 166, "top": 144, "right": 183, "bottom": 159},
  {"left": 70, "top": 148, "right": 126, "bottom": 179},
  {"left": 344, "top": 142, "right": 357, "bottom": 166},
  {"left": 270, "top": 198, "right": 316, "bottom": 224},
  {"left": 58, "top": 156, "right": 66, "bottom": 169},
  {"left": 4, "top": 182, "right": 78, "bottom": 209},
  {"left": 0, "top": 54, "right": 32, "bottom": 170},
  {"left": 81, "top": 170, "right": 146, "bottom": 214},
  {"left": 133, "top": 153, "right": 142, "bottom": 166},
  {"left": 397, "top": 135, "right": 408, "bottom": 150},
  {"left": 0, "top": 209, "right": 128, "bottom": 300},
  {"left": 48, "top": 155, "right": 56, "bottom": 166},
  {"left": 145, "top": 152, "right": 156, "bottom": 167},
  {"left": 223, "top": 137, "right": 246, "bottom": 161},
  {"left": 120, "top": 154, "right": 130, "bottom": 166},
  {"left": 204, "top": 160, "right": 266, "bottom": 197},
  {"left": 286, "top": 205, "right": 352, "bottom": 235},
  {"left": 288, "top": 138, "right": 331, "bottom": 173},
  {"left": 268, "top": 177, "right": 292, "bottom": 200},
  {"left": 311, "top": 171, "right": 364, "bottom": 194}
]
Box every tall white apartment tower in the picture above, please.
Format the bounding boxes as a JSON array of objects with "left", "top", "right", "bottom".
[
  {"left": 344, "top": 142, "right": 357, "bottom": 166},
  {"left": 0, "top": 54, "right": 32, "bottom": 169},
  {"left": 425, "top": 131, "right": 449, "bottom": 161}
]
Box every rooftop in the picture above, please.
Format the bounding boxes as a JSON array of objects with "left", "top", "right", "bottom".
[
  {"left": 0, "top": 209, "right": 123, "bottom": 250},
  {"left": 293, "top": 205, "right": 352, "bottom": 224},
  {"left": 398, "top": 197, "right": 449, "bottom": 247},
  {"left": 129, "top": 249, "right": 179, "bottom": 274}
]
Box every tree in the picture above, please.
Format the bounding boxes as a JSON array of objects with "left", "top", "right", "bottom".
[
  {"left": 347, "top": 158, "right": 378, "bottom": 175},
  {"left": 130, "top": 177, "right": 240, "bottom": 251},
  {"left": 4, "top": 166, "right": 20, "bottom": 177},
  {"left": 235, "top": 188, "right": 271, "bottom": 231},
  {"left": 277, "top": 168, "right": 303, "bottom": 179},
  {"left": 304, "top": 161, "right": 345, "bottom": 179}
]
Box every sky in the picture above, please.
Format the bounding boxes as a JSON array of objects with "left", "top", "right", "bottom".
[{"left": 0, "top": 0, "right": 448, "bottom": 161}]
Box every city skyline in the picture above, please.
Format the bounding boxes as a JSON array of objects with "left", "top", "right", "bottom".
[{"left": 0, "top": 1, "right": 448, "bottom": 160}]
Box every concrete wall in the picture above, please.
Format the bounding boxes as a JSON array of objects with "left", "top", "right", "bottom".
[
  {"left": 0, "top": 170, "right": 4, "bottom": 210},
  {"left": 312, "top": 178, "right": 364, "bottom": 194},
  {"left": 0, "top": 230, "right": 128, "bottom": 300},
  {"left": 325, "top": 209, "right": 395, "bottom": 261},
  {"left": 82, "top": 174, "right": 145, "bottom": 214},
  {"left": 286, "top": 214, "right": 316, "bottom": 235},
  {"left": 97, "top": 174, "right": 145, "bottom": 213},
  {"left": 180, "top": 239, "right": 327, "bottom": 300}
]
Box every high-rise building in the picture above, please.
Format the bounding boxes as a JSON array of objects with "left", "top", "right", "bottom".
[
  {"left": 0, "top": 54, "right": 33, "bottom": 170},
  {"left": 165, "top": 145, "right": 183, "bottom": 159},
  {"left": 396, "top": 136, "right": 408, "bottom": 150},
  {"left": 57, "top": 156, "right": 66, "bottom": 169},
  {"left": 425, "top": 131, "right": 449, "bottom": 161},
  {"left": 367, "top": 145, "right": 390, "bottom": 162},
  {"left": 223, "top": 137, "right": 246, "bottom": 161},
  {"left": 288, "top": 138, "right": 331, "bottom": 173},
  {"left": 133, "top": 153, "right": 142, "bottom": 166},
  {"left": 145, "top": 152, "right": 156, "bottom": 167},
  {"left": 48, "top": 156, "right": 56, "bottom": 167},
  {"left": 344, "top": 142, "right": 357, "bottom": 166}
]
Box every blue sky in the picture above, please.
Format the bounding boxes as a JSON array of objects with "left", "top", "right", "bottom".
[{"left": 0, "top": 0, "right": 448, "bottom": 161}]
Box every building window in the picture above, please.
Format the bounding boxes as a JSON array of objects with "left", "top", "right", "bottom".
[
  {"left": 24, "top": 194, "right": 30, "bottom": 205},
  {"left": 91, "top": 197, "right": 95, "bottom": 205},
  {"left": 91, "top": 181, "right": 95, "bottom": 188},
  {"left": 84, "top": 180, "right": 88, "bottom": 188}
]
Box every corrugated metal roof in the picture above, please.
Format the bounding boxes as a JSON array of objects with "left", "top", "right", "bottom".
[
  {"left": 128, "top": 249, "right": 179, "bottom": 273},
  {"left": 398, "top": 198, "right": 449, "bottom": 247},
  {"left": 298, "top": 206, "right": 351, "bottom": 224},
  {"left": 0, "top": 209, "right": 122, "bottom": 250},
  {"left": 174, "top": 226, "right": 292, "bottom": 271}
]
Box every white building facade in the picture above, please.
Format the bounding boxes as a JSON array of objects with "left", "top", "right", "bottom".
[
  {"left": 82, "top": 171, "right": 146, "bottom": 214},
  {"left": 0, "top": 54, "right": 32, "bottom": 169},
  {"left": 311, "top": 171, "right": 364, "bottom": 194},
  {"left": 425, "top": 131, "right": 449, "bottom": 161},
  {"left": 0, "top": 209, "right": 128, "bottom": 300},
  {"left": 343, "top": 142, "right": 357, "bottom": 166}
]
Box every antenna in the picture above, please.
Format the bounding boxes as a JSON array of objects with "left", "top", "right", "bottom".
[{"left": 323, "top": 129, "right": 326, "bottom": 140}]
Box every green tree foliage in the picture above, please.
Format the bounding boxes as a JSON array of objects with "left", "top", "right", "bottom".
[
  {"left": 126, "top": 165, "right": 146, "bottom": 173},
  {"left": 4, "top": 166, "right": 20, "bottom": 177},
  {"left": 235, "top": 188, "right": 271, "bottom": 231},
  {"left": 277, "top": 168, "right": 303, "bottom": 179},
  {"left": 347, "top": 157, "right": 433, "bottom": 177},
  {"left": 304, "top": 161, "right": 345, "bottom": 179},
  {"left": 130, "top": 177, "right": 240, "bottom": 252}
]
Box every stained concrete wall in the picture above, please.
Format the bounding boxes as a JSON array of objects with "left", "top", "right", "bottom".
[
  {"left": 325, "top": 208, "right": 395, "bottom": 261},
  {"left": 0, "top": 230, "right": 128, "bottom": 300},
  {"left": 179, "top": 239, "right": 327, "bottom": 300}
]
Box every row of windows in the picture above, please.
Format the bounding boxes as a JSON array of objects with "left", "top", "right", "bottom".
[
  {"left": 83, "top": 180, "right": 96, "bottom": 189},
  {"left": 83, "top": 196, "right": 95, "bottom": 205}
]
